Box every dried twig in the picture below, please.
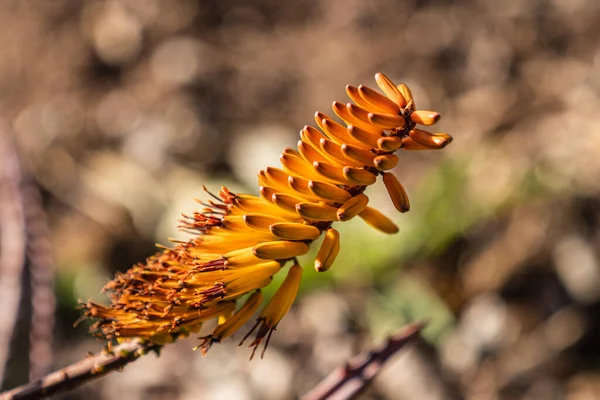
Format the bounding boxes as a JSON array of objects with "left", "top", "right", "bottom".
[
  {"left": 22, "top": 185, "right": 56, "bottom": 381},
  {"left": 0, "top": 320, "right": 423, "bottom": 399},
  {"left": 0, "top": 126, "right": 27, "bottom": 385},
  {"left": 302, "top": 321, "right": 426, "bottom": 400},
  {"left": 0, "top": 339, "right": 161, "bottom": 400}
]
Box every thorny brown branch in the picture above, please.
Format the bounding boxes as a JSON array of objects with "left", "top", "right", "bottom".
[
  {"left": 22, "top": 184, "right": 56, "bottom": 381},
  {"left": 0, "top": 122, "right": 56, "bottom": 384},
  {"left": 0, "top": 125, "right": 27, "bottom": 385},
  {"left": 0, "top": 340, "right": 162, "bottom": 400},
  {"left": 0, "top": 322, "right": 424, "bottom": 399},
  {"left": 302, "top": 321, "right": 426, "bottom": 400}
]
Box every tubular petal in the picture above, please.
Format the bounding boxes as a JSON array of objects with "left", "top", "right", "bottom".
[
  {"left": 252, "top": 241, "right": 310, "bottom": 260},
  {"left": 347, "top": 125, "right": 380, "bottom": 149},
  {"left": 288, "top": 176, "right": 322, "bottom": 201},
  {"left": 358, "top": 207, "right": 399, "bottom": 234},
  {"left": 299, "top": 126, "right": 341, "bottom": 165},
  {"left": 410, "top": 110, "right": 441, "bottom": 126},
  {"left": 197, "top": 291, "right": 263, "bottom": 355},
  {"left": 271, "top": 192, "right": 304, "bottom": 214},
  {"left": 296, "top": 202, "right": 338, "bottom": 221},
  {"left": 337, "top": 193, "right": 369, "bottom": 222},
  {"left": 269, "top": 222, "right": 321, "bottom": 241},
  {"left": 331, "top": 101, "right": 353, "bottom": 125},
  {"left": 397, "top": 83, "right": 414, "bottom": 104},
  {"left": 382, "top": 172, "right": 410, "bottom": 213},
  {"left": 377, "top": 136, "right": 404, "bottom": 152},
  {"left": 320, "top": 117, "right": 366, "bottom": 148},
  {"left": 308, "top": 180, "right": 352, "bottom": 203},
  {"left": 223, "top": 247, "right": 262, "bottom": 267},
  {"left": 313, "top": 161, "right": 354, "bottom": 186},
  {"left": 345, "top": 85, "right": 374, "bottom": 111},
  {"left": 265, "top": 167, "right": 292, "bottom": 192},
  {"left": 342, "top": 166, "right": 377, "bottom": 185},
  {"left": 358, "top": 84, "right": 401, "bottom": 115},
  {"left": 375, "top": 72, "right": 406, "bottom": 107},
  {"left": 341, "top": 143, "right": 376, "bottom": 166},
  {"left": 224, "top": 274, "right": 275, "bottom": 300},
  {"left": 235, "top": 195, "right": 293, "bottom": 219},
  {"left": 401, "top": 136, "right": 430, "bottom": 150},
  {"left": 374, "top": 154, "right": 399, "bottom": 171},
  {"left": 259, "top": 186, "right": 276, "bottom": 203},
  {"left": 346, "top": 103, "right": 382, "bottom": 133},
  {"left": 260, "top": 264, "right": 302, "bottom": 327},
  {"left": 319, "top": 138, "right": 363, "bottom": 168},
  {"left": 333, "top": 102, "right": 379, "bottom": 133},
  {"left": 258, "top": 170, "right": 271, "bottom": 188},
  {"left": 281, "top": 149, "right": 323, "bottom": 181},
  {"left": 222, "top": 216, "right": 249, "bottom": 231},
  {"left": 368, "top": 112, "right": 406, "bottom": 130},
  {"left": 314, "top": 111, "right": 328, "bottom": 132},
  {"left": 260, "top": 188, "right": 299, "bottom": 219},
  {"left": 241, "top": 263, "right": 303, "bottom": 359},
  {"left": 409, "top": 129, "right": 453, "bottom": 149},
  {"left": 243, "top": 213, "right": 285, "bottom": 232},
  {"left": 298, "top": 140, "right": 328, "bottom": 165},
  {"left": 315, "top": 228, "right": 340, "bottom": 272},
  {"left": 301, "top": 125, "right": 328, "bottom": 148}
]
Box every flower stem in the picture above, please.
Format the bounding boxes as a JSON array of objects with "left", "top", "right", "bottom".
[
  {"left": 0, "top": 340, "right": 161, "bottom": 400},
  {"left": 302, "top": 321, "right": 426, "bottom": 400}
]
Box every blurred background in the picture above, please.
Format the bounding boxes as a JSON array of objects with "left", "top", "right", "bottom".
[{"left": 1, "top": 0, "right": 600, "bottom": 399}]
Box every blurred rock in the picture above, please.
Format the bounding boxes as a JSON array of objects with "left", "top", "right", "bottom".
[
  {"left": 554, "top": 235, "right": 600, "bottom": 304},
  {"left": 151, "top": 37, "right": 212, "bottom": 88},
  {"left": 89, "top": 1, "right": 143, "bottom": 66},
  {"left": 96, "top": 90, "right": 141, "bottom": 138}
]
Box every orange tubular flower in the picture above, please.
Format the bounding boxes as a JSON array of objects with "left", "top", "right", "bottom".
[
  {"left": 239, "top": 263, "right": 303, "bottom": 359},
  {"left": 82, "top": 73, "right": 453, "bottom": 357}
]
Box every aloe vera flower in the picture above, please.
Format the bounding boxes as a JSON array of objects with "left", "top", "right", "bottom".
[{"left": 83, "top": 72, "right": 453, "bottom": 357}]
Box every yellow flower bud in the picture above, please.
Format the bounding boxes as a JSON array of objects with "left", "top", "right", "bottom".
[{"left": 240, "top": 264, "right": 303, "bottom": 359}]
